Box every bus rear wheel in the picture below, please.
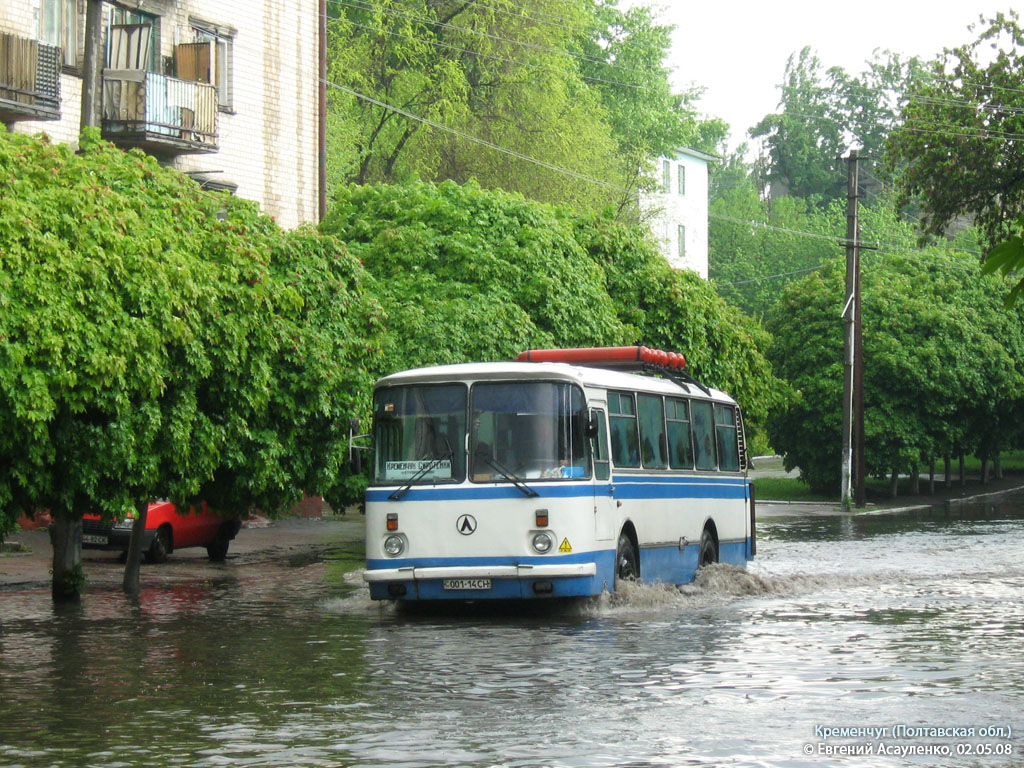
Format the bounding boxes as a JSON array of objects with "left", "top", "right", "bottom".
[
  {"left": 698, "top": 527, "right": 718, "bottom": 568},
  {"left": 615, "top": 532, "right": 638, "bottom": 589}
]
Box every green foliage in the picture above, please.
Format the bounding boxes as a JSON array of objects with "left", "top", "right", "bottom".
[
  {"left": 322, "top": 179, "right": 629, "bottom": 372},
  {"left": 326, "top": 0, "right": 722, "bottom": 217},
  {"left": 571, "top": 1, "right": 726, "bottom": 215},
  {"left": 982, "top": 214, "right": 1024, "bottom": 306},
  {"left": 752, "top": 48, "right": 922, "bottom": 204},
  {"left": 766, "top": 248, "right": 1024, "bottom": 492},
  {"left": 709, "top": 178, "right": 840, "bottom": 316},
  {"left": 327, "top": 0, "right": 617, "bottom": 212},
  {"left": 886, "top": 12, "right": 1024, "bottom": 256},
  {"left": 0, "top": 128, "right": 382, "bottom": 543}
]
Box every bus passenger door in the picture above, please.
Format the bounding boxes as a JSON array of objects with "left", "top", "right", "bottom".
[{"left": 590, "top": 408, "right": 617, "bottom": 542}]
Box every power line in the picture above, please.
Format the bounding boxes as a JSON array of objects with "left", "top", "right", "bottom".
[
  {"left": 717, "top": 264, "right": 827, "bottom": 286},
  {"left": 326, "top": 80, "right": 631, "bottom": 192}
]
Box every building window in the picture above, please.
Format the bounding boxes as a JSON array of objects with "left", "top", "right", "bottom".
[
  {"left": 39, "top": 0, "right": 79, "bottom": 68},
  {"left": 183, "top": 19, "right": 234, "bottom": 111},
  {"left": 677, "top": 225, "right": 686, "bottom": 259},
  {"left": 108, "top": 9, "right": 160, "bottom": 72},
  {"left": 662, "top": 159, "right": 670, "bottom": 192},
  {"left": 677, "top": 164, "right": 686, "bottom": 195}
]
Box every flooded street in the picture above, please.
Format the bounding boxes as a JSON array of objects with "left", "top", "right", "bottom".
[{"left": 2, "top": 495, "right": 1023, "bottom": 767}]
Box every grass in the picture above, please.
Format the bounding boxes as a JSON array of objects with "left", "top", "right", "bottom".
[
  {"left": 752, "top": 476, "right": 833, "bottom": 502},
  {"left": 753, "top": 450, "right": 1024, "bottom": 503}
]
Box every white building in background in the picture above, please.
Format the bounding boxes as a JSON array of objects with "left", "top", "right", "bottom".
[
  {"left": 640, "top": 147, "right": 718, "bottom": 278},
  {"left": 0, "top": 0, "right": 320, "bottom": 229}
]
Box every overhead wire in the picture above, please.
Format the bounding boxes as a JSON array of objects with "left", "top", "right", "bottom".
[{"left": 317, "top": 5, "right": 1007, "bottom": 257}]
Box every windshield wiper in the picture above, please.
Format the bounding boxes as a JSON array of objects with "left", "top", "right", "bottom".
[
  {"left": 477, "top": 455, "right": 539, "bottom": 498},
  {"left": 389, "top": 439, "right": 454, "bottom": 501}
]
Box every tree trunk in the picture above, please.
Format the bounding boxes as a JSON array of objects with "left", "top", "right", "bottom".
[
  {"left": 122, "top": 499, "right": 149, "bottom": 596},
  {"left": 889, "top": 468, "right": 899, "bottom": 498},
  {"left": 981, "top": 456, "right": 990, "bottom": 486},
  {"left": 944, "top": 455, "right": 952, "bottom": 489},
  {"left": 910, "top": 467, "right": 920, "bottom": 495},
  {"left": 51, "top": 508, "right": 84, "bottom": 601},
  {"left": 959, "top": 450, "right": 965, "bottom": 488},
  {"left": 995, "top": 449, "right": 1003, "bottom": 480},
  {"left": 928, "top": 459, "right": 935, "bottom": 495}
]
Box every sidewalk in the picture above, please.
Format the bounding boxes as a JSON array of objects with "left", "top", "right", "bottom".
[
  {"left": 0, "top": 514, "right": 365, "bottom": 591},
  {"left": 751, "top": 456, "right": 1024, "bottom": 517}
]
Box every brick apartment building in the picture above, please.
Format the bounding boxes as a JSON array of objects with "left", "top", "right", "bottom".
[{"left": 0, "top": 0, "right": 321, "bottom": 229}]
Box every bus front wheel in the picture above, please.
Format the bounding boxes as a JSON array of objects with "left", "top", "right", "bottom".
[
  {"left": 698, "top": 528, "right": 718, "bottom": 568},
  {"left": 615, "top": 532, "right": 638, "bottom": 588}
]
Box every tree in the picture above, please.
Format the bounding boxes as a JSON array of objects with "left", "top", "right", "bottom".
[
  {"left": 571, "top": 0, "right": 726, "bottom": 217},
  {"left": 752, "top": 48, "right": 922, "bottom": 204},
  {"left": 709, "top": 178, "right": 841, "bottom": 317},
  {"left": 321, "top": 180, "right": 629, "bottom": 373},
  {"left": 751, "top": 47, "right": 846, "bottom": 202},
  {"left": 327, "top": 0, "right": 620, "bottom": 212},
  {"left": 326, "top": 0, "right": 723, "bottom": 217},
  {"left": 0, "top": 130, "right": 381, "bottom": 598},
  {"left": 886, "top": 13, "right": 1024, "bottom": 301},
  {"left": 766, "top": 247, "right": 1024, "bottom": 493}
]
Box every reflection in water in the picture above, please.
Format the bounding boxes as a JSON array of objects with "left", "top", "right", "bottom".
[{"left": 2, "top": 496, "right": 1023, "bottom": 767}]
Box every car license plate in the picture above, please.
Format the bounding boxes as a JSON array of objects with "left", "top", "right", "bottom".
[
  {"left": 82, "top": 534, "right": 108, "bottom": 545},
  {"left": 443, "top": 578, "right": 491, "bottom": 590}
]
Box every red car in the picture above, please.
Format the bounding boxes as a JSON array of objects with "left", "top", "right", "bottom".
[{"left": 81, "top": 501, "right": 241, "bottom": 563}]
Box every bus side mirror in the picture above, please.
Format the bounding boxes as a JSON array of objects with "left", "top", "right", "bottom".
[
  {"left": 584, "top": 411, "right": 599, "bottom": 439},
  {"left": 349, "top": 417, "right": 364, "bottom": 474}
]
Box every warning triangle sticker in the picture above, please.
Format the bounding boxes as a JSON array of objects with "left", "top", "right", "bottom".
[{"left": 558, "top": 537, "right": 573, "bottom": 553}]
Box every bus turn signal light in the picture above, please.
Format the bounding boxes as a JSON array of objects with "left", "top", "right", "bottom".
[
  {"left": 535, "top": 509, "right": 549, "bottom": 527},
  {"left": 386, "top": 513, "right": 398, "bottom": 531}
]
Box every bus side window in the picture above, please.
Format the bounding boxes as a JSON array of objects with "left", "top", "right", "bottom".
[
  {"left": 715, "top": 404, "right": 740, "bottom": 471},
  {"left": 637, "top": 393, "right": 667, "bottom": 469},
  {"left": 591, "top": 408, "right": 610, "bottom": 480},
  {"left": 608, "top": 391, "right": 640, "bottom": 468},
  {"left": 667, "top": 397, "right": 694, "bottom": 469},
  {"left": 691, "top": 400, "right": 717, "bottom": 471}
]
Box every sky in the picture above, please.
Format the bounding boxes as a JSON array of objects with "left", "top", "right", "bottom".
[{"left": 639, "top": 0, "right": 1006, "bottom": 156}]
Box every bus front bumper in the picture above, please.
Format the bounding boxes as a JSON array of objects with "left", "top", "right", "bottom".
[
  {"left": 364, "top": 556, "right": 608, "bottom": 600},
  {"left": 363, "top": 562, "right": 597, "bottom": 583}
]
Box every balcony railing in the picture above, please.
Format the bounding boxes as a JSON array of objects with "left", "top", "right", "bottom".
[
  {"left": 0, "top": 33, "right": 61, "bottom": 121},
  {"left": 102, "top": 69, "right": 218, "bottom": 154}
]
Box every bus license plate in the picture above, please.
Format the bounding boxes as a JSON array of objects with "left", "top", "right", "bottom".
[
  {"left": 443, "top": 578, "right": 491, "bottom": 591},
  {"left": 83, "top": 534, "right": 108, "bottom": 545}
]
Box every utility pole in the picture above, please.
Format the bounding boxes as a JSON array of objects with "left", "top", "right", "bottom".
[
  {"left": 841, "top": 150, "right": 861, "bottom": 511},
  {"left": 79, "top": 0, "right": 104, "bottom": 132}
]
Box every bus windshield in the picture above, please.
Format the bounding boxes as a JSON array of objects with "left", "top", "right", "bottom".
[
  {"left": 373, "top": 384, "right": 467, "bottom": 485},
  {"left": 470, "top": 381, "right": 588, "bottom": 481}
]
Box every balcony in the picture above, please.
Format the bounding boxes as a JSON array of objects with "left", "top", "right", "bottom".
[
  {"left": 0, "top": 33, "right": 61, "bottom": 122},
  {"left": 102, "top": 69, "right": 217, "bottom": 155}
]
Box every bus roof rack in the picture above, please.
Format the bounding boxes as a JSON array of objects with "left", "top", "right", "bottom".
[{"left": 515, "top": 346, "right": 711, "bottom": 395}]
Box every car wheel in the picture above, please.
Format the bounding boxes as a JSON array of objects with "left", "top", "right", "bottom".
[{"left": 146, "top": 526, "right": 171, "bottom": 564}]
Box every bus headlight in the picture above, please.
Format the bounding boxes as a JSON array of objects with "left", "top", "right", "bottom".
[
  {"left": 383, "top": 535, "right": 405, "bottom": 557},
  {"left": 531, "top": 532, "right": 554, "bottom": 554}
]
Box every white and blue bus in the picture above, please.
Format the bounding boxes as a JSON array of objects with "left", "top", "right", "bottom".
[{"left": 363, "top": 347, "right": 755, "bottom": 601}]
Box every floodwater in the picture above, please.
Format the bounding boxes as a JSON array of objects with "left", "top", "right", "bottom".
[{"left": 2, "top": 496, "right": 1024, "bottom": 768}]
